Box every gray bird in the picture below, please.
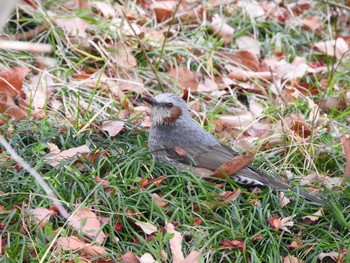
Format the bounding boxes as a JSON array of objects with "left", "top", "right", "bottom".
[{"left": 142, "top": 93, "right": 327, "bottom": 205}]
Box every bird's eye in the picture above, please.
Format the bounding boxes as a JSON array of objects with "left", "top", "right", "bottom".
[{"left": 165, "top": 102, "right": 173, "bottom": 108}]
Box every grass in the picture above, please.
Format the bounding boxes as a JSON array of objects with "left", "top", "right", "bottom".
[{"left": 1, "top": 0, "right": 350, "bottom": 262}]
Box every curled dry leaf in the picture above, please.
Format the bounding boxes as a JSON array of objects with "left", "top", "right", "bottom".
[
  {"left": 302, "top": 208, "right": 324, "bottom": 225},
  {"left": 0, "top": 67, "right": 30, "bottom": 96},
  {"left": 284, "top": 113, "right": 311, "bottom": 138},
  {"left": 267, "top": 214, "right": 294, "bottom": 233},
  {"left": 134, "top": 221, "right": 158, "bottom": 235},
  {"left": 228, "top": 67, "right": 273, "bottom": 81},
  {"left": 279, "top": 192, "right": 291, "bottom": 208},
  {"left": 44, "top": 145, "right": 90, "bottom": 167},
  {"left": 68, "top": 208, "right": 106, "bottom": 243},
  {"left": 212, "top": 153, "right": 255, "bottom": 179},
  {"left": 318, "top": 251, "right": 344, "bottom": 261},
  {"left": 30, "top": 207, "right": 56, "bottom": 228},
  {"left": 211, "top": 14, "right": 234, "bottom": 44},
  {"left": 101, "top": 120, "right": 124, "bottom": 137},
  {"left": 56, "top": 236, "right": 107, "bottom": 256},
  {"left": 52, "top": 14, "right": 89, "bottom": 38}
]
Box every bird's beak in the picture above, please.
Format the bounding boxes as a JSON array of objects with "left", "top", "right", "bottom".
[{"left": 141, "top": 97, "right": 158, "bottom": 106}]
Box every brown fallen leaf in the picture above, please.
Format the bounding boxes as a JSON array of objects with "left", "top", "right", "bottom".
[
  {"left": 30, "top": 207, "right": 56, "bottom": 228},
  {"left": 235, "top": 36, "right": 260, "bottom": 56},
  {"left": 56, "top": 236, "right": 107, "bottom": 256},
  {"left": 313, "top": 38, "right": 350, "bottom": 60},
  {"left": 302, "top": 208, "right": 324, "bottom": 225},
  {"left": 288, "top": 241, "right": 301, "bottom": 250},
  {"left": 166, "top": 222, "right": 184, "bottom": 263},
  {"left": 217, "top": 189, "right": 241, "bottom": 204},
  {"left": 279, "top": 192, "right": 291, "bottom": 208},
  {"left": 68, "top": 208, "right": 106, "bottom": 243},
  {"left": 139, "top": 253, "right": 156, "bottom": 263},
  {"left": 267, "top": 214, "right": 294, "bottom": 233},
  {"left": 168, "top": 67, "right": 200, "bottom": 90},
  {"left": 119, "top": 251, "right": 140, "bottom": 263},
  {"left": 151, "top": 193, "right": 168, "bottom": 208},
  {"left": 44, "top": 144, "right": 90, "bottom": 167},
  {"left": 228, "top": 67, "right": 273, "bottom": 81},
  {"left": 283, "top": 255, "right": 303, "bottom": 263},
  {"left": 212, "top": 153, "right": 255, "bottom": 179},
  {"left": 101, "top": 120, "right": 124, "bottom": 137},
  {"left": 318, "top": 251, "right": 345, "bottom": 262},
  {"left": 302, "top": 16, "right": 323, "bottom": 32},
  {"left": 0, "top": 67, "right": 30, "bottom": 96},
  {"left": 219, "top": 239, "right": 245, "bottom": 251},
  {"left": 211, "top": 14, "right": 234, "bottom": 44},
  {"left": 340, "top": 135, "right": 350, "bottom": 178}
]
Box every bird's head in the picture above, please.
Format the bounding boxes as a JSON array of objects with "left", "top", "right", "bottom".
[{"left": 142, "top": 93, "right": 190, "bottom": 126}]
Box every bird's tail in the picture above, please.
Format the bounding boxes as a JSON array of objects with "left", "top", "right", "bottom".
[{"left": 232, "top": 166, "right": 328, "bottom": 205}]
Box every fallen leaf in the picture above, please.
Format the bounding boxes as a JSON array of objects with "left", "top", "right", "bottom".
[
  {"left": 44, "top": 145, "right": 90, "bottom": 167},
  {"left": 52, "top": 14, "right": 89, "bottom": 38},
  {"left": 288, "top": 241, "right": 301, "bottom": 250},
  {"left": 300, "top": 172, "right": 319, "bottom": 186},
  {"left": 217, "top": 189, "right": 241, "bottom": 204},
  {"left": 168, "top": 67, "right": 200, "bottom": 90},
  {"left": 284, "top": 113, "right": 311, "bottom": 138},
  {"left": 302, "top": 208, "right": 324, "bottom": 225},
  {"left": 151, "top": 193, "right": 167, "bottom": 208},
  {"left": 166, "top": 222, "right": 184, "bottom": 263},
  {"left": 211, "top": 14, "right": 234, "bottom": 44},
  {"left": 0, "top": 67, "right": 30, "bottom": 96},
  {"left": 101, "top": 120, "right": 124, "bottom": 137},
  {"left": 279, "top": 192, "right": 291, "bottom": 208},
  {"left": 313, "top": 38, "right": 350, "bottom": 60},
  {"left": 218, "top": 112, "right": 254, "bottom": 129},
  {"left": 302, "top": 16, "right": 323, "bottom": 32},
  {"left": 68, "top": 208, "right": 106, "bottom": 243},
  {"left": 119, "top": 251, "right": 140, "bottom": 263},
  {"left": 219, "top": 239, "right": 245, "bottom": 251},
  {"left": 139, "top": 253, "right": 156, "bottom": 263},
  {"left": 30, "top": 207, "right": 56, "bottom": 228},
  {"left": 197, "top": 77, "right": 218, "bottom": 93},
  {"left": 236, "top": 36, "right": 260, "bottom": 56},
  {"left": 134, "top": 221, "right": 157, "bottom": 235},
  {"left": 228, "top": 67, "right": 273, "bottom": 81},
  {"left": 283, "top": 255, "right": 303, "bottom": 263},
  {"left": 318, "top": 251, "right": 344, "bottom": 261},
  {"left": 56, "top": 236, "right": 107, "bottom": 256},
  {"left": 267, "top": 214, "right": 294, "bottom": 233},
  {"left": 212, "top": 153, "right": 255, "bottom": 179},
  {"left": 182, "top": 251, "right": 201, "bottom": 263},
  {"left": 340, "top": 135, "right": 350, "bottom": 178}
]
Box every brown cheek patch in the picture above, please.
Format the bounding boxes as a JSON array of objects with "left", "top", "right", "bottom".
[{"left": 163, "top": 106, "right": 182, "bottom": 123}]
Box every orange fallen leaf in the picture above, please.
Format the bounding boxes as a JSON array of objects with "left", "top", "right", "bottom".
[
  {"left": 288, "top": 241, "right": 301, "bottom": 250},
  {"left": 212, "top": 153, "right": 255, "bottom": 179},
  {"left": 151, "top": 193, "right": 167, "bottom": 208},
  {"left": 283, "top": 255, "right": 303, "bottom": 263},
  {"left": 217, "top": 189, "right": 241, "bottom": 204}
]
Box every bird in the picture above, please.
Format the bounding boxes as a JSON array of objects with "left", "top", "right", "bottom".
[{"left": 142, "top": 93, "right": 327, "bottom": 205}]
